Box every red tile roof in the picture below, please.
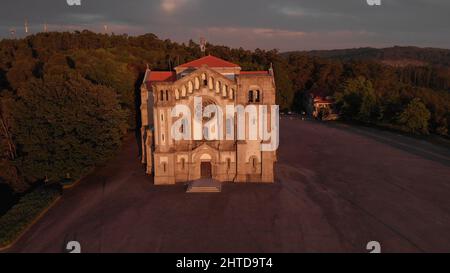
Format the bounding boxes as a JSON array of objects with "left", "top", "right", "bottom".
[
  {"left": 145, "top": 71, "right": 176, "bottom": 89},
  {"left": 314, "top": 97, "right": 334, "bottom": 104},
  {"left": 177, "top": 55, "right": 240, "bottom": 68},
  {"left": 147, "top": 71, "right": 176, "bottom": 82}
]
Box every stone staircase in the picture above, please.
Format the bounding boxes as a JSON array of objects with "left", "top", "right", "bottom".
[{"left": 186, "top": 179, "right": 222, "bottom": 193}]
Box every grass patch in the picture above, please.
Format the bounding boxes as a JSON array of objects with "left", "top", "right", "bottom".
[{"left": 0, "top": 184, "right": 62, "bottom": 248}]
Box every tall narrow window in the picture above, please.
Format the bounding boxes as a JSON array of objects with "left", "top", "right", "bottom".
[
  {"left": 160, "top": 90, "right": 164, "bottom": 101},
  {"left": 163, "top": 163, "right": 167, "bottom": 173},
  {"left": 202, "top": 73, "right": 207, "bottom": 86},
  {"left": 255, "top": 90, "right": 261, "bottom": 102},
  {"left": 195, "top": 77, "right": 200, "bottom": 90},
  {"left": 227, "top": 158, "right": 231, "bottom": 170},
  {"left": 165, "top": 90, "right": 169, "bottom": 101},
  {"left": 208, "top": 77, "right": 214, "bottom": 90},
  {"left": 203, "top": 127, "right": 209, "bottom": 140},
  {"left": 223, "top": 85, "right": 228, "bottom": 97},
  {"left": 216, "top": 81, "right": 221, "bottom": 93},
  {"left": 226, "top": 118, "right": 232, "bottom": 135},
  {"left": 252, "top": 157, "right": 257, "bottom": 170},
  {"left": 181, "top": 158, "right": 185, "bottom": 170},
  {"left": 248, "top": 90, "right": 254, "bottom": 103}
]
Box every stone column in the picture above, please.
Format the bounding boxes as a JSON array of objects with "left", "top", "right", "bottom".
[
  {"left": 141, "top": 127, "right": 147, "bottom": 164},
  {"left": 145, "top": 129, "right": 153, "bottom": 175}
]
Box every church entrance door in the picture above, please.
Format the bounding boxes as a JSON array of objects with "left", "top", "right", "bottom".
[{"left": 201, "top": 162, "right": 212, "bottom": 179}]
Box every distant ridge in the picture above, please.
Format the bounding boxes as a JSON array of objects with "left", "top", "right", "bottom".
[{"left": 282, "top": 46, "right": 450, "bottom": 67}]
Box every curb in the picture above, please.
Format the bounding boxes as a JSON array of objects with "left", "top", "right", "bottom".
[
  {"left": 62, "top": 178, "right": 82, "bottom": 190},
  {"left": 62, "top": 168, "right": 95, "bottom": 190},
  {"left": 0, "top": 168, "right": 93, "bottom": 251},
  {"left": 0, "top": 195, "right": 62, "bottom": 252}
]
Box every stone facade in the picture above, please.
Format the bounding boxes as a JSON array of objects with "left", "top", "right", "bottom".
[{"left": 140, "top": 55, "right": 277, "bottom": 185}]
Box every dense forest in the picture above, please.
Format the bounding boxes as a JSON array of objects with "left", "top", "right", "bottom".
[
  {"left": 285, "top": 46, "right": 450, "bottom": 67},
  {"left": 0, "top": 31, "right": 449, "bottom": 200}
]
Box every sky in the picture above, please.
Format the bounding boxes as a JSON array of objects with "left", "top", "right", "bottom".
[{"left": 0, "top": 0, "right": 449, "bottom": 51}]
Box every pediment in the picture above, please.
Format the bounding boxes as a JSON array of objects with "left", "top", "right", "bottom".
[
  {"left": 192, "top": 142, "right": 219, "bottom": 162},
  {"left": 195, "top": 142, "right": 215, "bottom": 152},
  {"left": 171, "top": 66, "right": 237, "bottom": 102},
  {"left": 175, "top": 66, "right": 236, "bottom": 86}
]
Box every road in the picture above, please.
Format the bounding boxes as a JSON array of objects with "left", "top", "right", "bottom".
[{"left": 8, "top": 119, "right": 450, "bottom": 253}]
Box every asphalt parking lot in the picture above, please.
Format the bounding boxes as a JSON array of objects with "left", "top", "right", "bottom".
[{"left": 8, "top": 119, "right": 450, "bottom": 253}]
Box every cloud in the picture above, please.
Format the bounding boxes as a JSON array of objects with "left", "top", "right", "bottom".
[
  {"left": 0, "top": 0, "right": 450, "bottom": 50},
  {"left": 278, "top": 7, "right": 306, "bottom": 17},
  {"left": 202, "top": 27, "right": 305, "bottom": 38},
  {"left": 161, "top": 0, "right": 191, "bottom": 14},
  {"left": 186, "top": 26, "right": 380, "bottom": 51},
  {"left": 66, "top": 13, "right": 106, "bottom": 23},
  {"left": 251, "top": 28, "right": 306, "bottom": 38}
]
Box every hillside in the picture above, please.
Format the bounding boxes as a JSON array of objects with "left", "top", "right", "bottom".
[
  {"left": 0, "top": 32, "right": 449, "bottom": 201},
  {"left": 283, "top": 46, "right": 450, "bottom": 67}
]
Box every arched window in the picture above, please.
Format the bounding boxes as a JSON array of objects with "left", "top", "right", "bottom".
[
  {"left": 255, "top": 90, "right": 261, "bottom": 102},
  {"left": 165, "top": 90, "right": 169, "bottom": 101},
  {"left": 160, "top": 90, "right": 164, "bottom": 101},
  {"left": 208, "top": 77, "right": 214, "bottom": 90},
  {"left": 230, "top": 89, "right": 235, "bottom": 100},
  {"left": 202, "top": 73, "right": 208, "bottom": 86},
  {"left": 188, "top": 81, "right": 193, "bottom": 93},
  {"left": 216, "top": 81, "right": 221, "bottom": 93},
  {"left": 248, "top": 90, "right": 254, "bottom": 103},
  {"left": 222, "top": 85, "right": 228, "bottom": 97},
  {"left": 194, "top": 77, "right": 200, "bottom": 90},
  {"left": 252, "top": 157, "right": 257, "bottom": 169}
]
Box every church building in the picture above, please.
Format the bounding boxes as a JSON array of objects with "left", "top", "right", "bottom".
[{"left": 140, "top": 55, "right": 277, "bottom": 185}]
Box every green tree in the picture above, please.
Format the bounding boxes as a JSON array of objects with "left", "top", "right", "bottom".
[
  {"left": 397, "top": 98, "right": 431, "bottom": 134},
  {"left": 1, "top": 92, "right": 29, "bottom": 192},
  {"left": 273, "top": 60, "right": 294, "bottom": 111},
  {"left": 336, "top": 77, "right": 378, "bottom": 122},
  {"left": 12, "top": 69, "right": 127, "bottom": 182},
  {"left": 70, "top": 49, "right": 138, "bottom": 128}
]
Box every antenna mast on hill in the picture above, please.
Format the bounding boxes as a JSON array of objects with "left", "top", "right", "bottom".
[
  {"left": 44, "top": 23, "right": 48, "bottom": 33},
  {"left": 9, "top": 28, "right": 16, "bottom": 39},
  {"left": 24, "top": 19, "right": 29, "bottom": 35},
  {"left": 103, "top": 24, "right": 108, "bottom": 34},
  {"left": 200, "top": 37, "right": 207, "bottom": 56}
]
